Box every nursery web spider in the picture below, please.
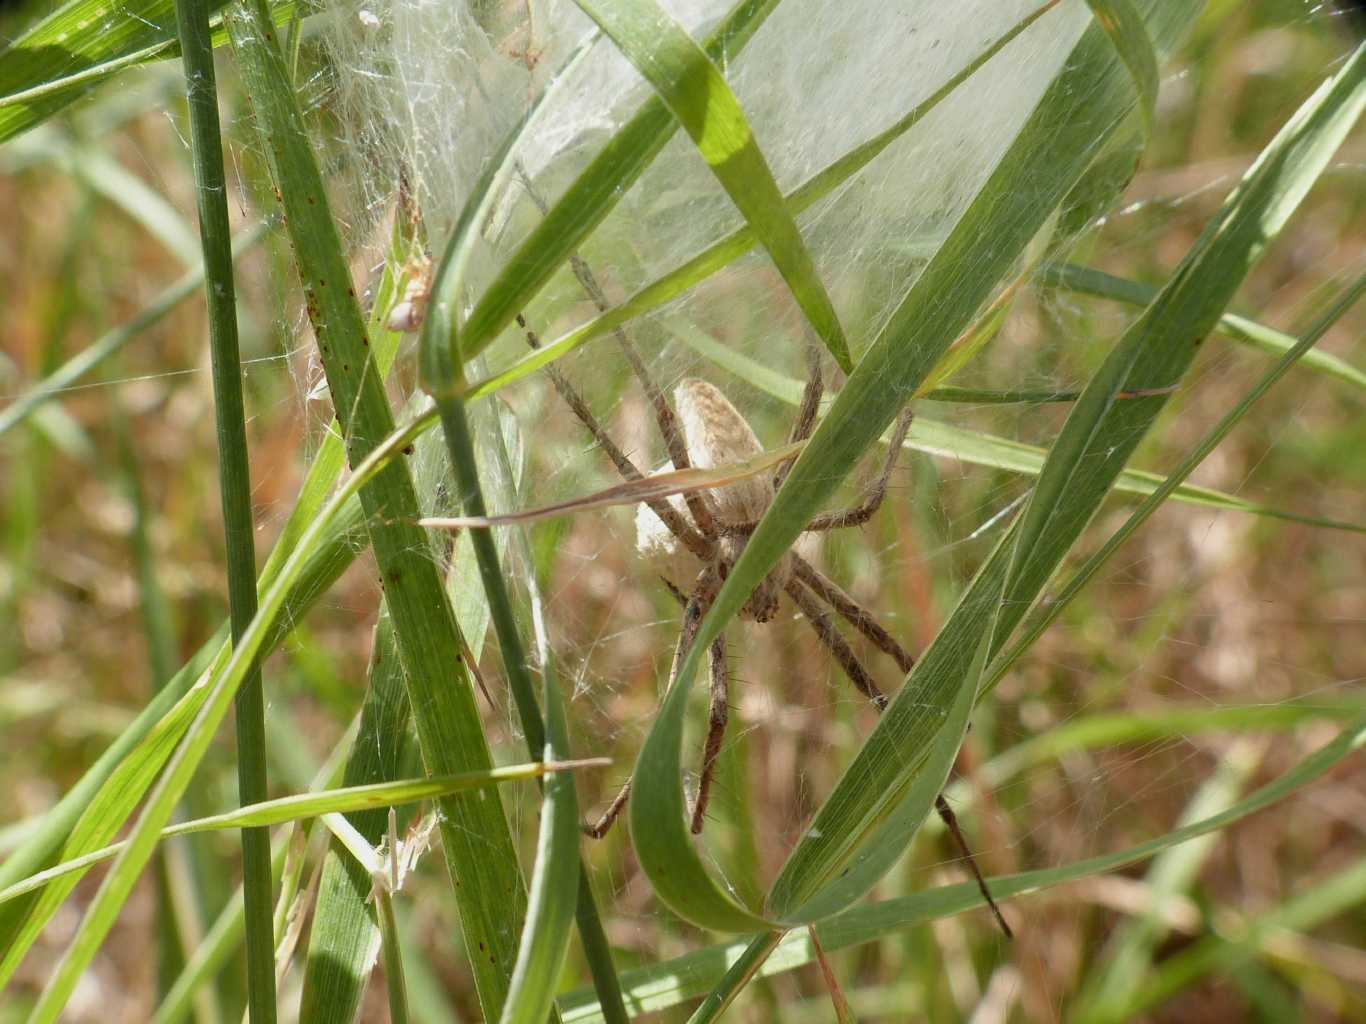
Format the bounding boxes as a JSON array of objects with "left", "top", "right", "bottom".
[{"left": 517, "top": 268, "right": 1009, "bottom": 937}]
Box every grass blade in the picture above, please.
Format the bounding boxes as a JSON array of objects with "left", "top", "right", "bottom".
[
  {"left": 1041, "top": 261, "right": 1366, "bottom": 391},
  {"left": 458, "top": 0, "right": 781, "bottom": 359},
  {"left": 0, "top": 0, "right": 297, "bottom": 144},
  {"left": 626, "top": 1, "right": 1203, "bottom": 933},
  {"left": 560, "top": 714, "right": 1366, "bottom": 1022},
  {"left": 986, "top": 268, "right": 1366, "bottom": 693},
  {"left": 223, "top": 0, "right": 534, "bottom": 1014},
  {"left": 1084, "top": 0, "right": 1157, "bottom": 140},
  {"left": 573, "top": 0, "right": 849, "bottom": 370},
  {"left": 464, "top": 0, "right": 1064, "bottom": 397},
  {"left": 170, "top": 0, "right": 273, "bottom": 1012}
]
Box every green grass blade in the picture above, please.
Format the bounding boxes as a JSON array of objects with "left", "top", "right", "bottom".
[
  {"left": 626, "top": 2, "right": 1202, "bottom": 933},
  {"left": 0, "top": 219, "right": 272, "bottom": 440},
  {"left": 295, "top": 226, "right": 421, "bottom": 1024},
  {"left": 170, "top": 0, "right": 273, "bottom": 1011},
  {"left": 573, "top": 0, "right": 849, "bottom": 370},
  {"left": 499, "top": 667, "right": 581, "bottom": 1024},
  {"left": 0, "top": 0, "right": 297, "bottom": 144},
  {"left": 772, "top": 35, "right": 1366, "bottom": 936},
  {"left": 992, "top": 41, "right": 1366, "bottom": 662},
  {"left": 560, "top": 715, "right": 1366, "bottom": 1022},
  {"left": 986, "top": 268, "right": 1366, "bottom": 693},
  {"left": 465, "top": 0, "right": 1063, "bottom": 397},
  {"left": 223, "top": 0, "right": 533, "bottom": 1015},
  {"left": 1084, "top": 0, "right": 1157, "bottom": 141},
  {"left": 670, "top": 322, "right": 1365, "bottom": 532},
  {"left": 1041, "top": 261, "right": 1366, "bottom": 391},
  {"left": 457, "top": 0, "right": 781, "bottom": 359}
]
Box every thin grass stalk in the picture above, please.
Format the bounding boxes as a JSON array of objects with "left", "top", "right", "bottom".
[
  {"left": 374, "top": 889, "right": 410, "bottom": 1024},
  {"left": 171, "top": 0, "right": 272, "bottom": 1014},
  {"left": 435, "top": 396, "right": 628, "bottom": 1024},
  {"left": 223, "top": 0, "right": 532, "bottom": 1014}
]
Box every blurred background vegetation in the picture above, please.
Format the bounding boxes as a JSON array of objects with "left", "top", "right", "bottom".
[{"left": 1, "top": 0, "right": 1364, "bottom": 1020}]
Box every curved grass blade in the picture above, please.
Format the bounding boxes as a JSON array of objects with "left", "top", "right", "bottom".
[
  {"left": 464, "top": 0, "right": 1065, "bottom": 397},
  {"left": 1041, "top": 262, "right": 1366, "bottom": 391},
  {"left": 0, "top": 0, "right": 296, "bottom": 144},
  {"left": 572, "top": 0, "right": 849, "bottom": 370},
  {"left": 772, "top": 36, "right": 1366, "bottom": 934},
  {"left": 560, "top": 713, "right": 1366, "bottom": 1022},
  {"left": 625, "top": 2, "right": 1204, "bottom": 932},
  {"left": 458, "top": 0, "right": 782, "bottom": 359},
  {"left": 1084, "top": 0, "right": 1158, "bottom": 141}
]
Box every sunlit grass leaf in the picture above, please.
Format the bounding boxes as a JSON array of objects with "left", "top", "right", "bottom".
[
  {"left": 0, "top": 0, "right": 296, "bottom": 144},
  {"left": 573, "top": 0, "right": 850, "bottom": 370},
  {"left": 463, "top": 0, "right": 1063, "bottom": 397},
  {"left": 626, "top": 1, "right": 1203, "bottom": 933},
  {"left": 1083, "top": 0, "right": 1158, "bottom": 141},
  {"left": 458, "top": 0, "right": 781, "bottom": 359}
]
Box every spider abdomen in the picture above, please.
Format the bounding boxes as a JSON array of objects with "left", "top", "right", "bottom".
[{"left": 634, "top": 379, "right": 815, "bottom": 623}]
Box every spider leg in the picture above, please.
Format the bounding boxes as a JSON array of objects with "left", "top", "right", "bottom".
[
  {"left": 689, "top": 631, "right": 729, "bottom": 834},
  {"left": 519, "top": 315, "right": 712, "bottom": 562},
  {"left": 790, "top": 554, "right": 915, "bottom": 674},
  {"left": 805, "top": 407, "right": 915, "bottom": 531},
  {"left": 935, "top": 793, "right": 1013, "bottom": 939},
  {"left": 784, "top": 575, "right": 1011, "bottom": 937},
  {"left": 775, "top": 339, "right": 824, "bottom": 491},
  {"left": 782, "top": 578, "right": 886, "bottom": 708},
  {"left": 584, "top": 587, "right": 707, "bottom": 838},
  {"left": 513, "top": 163, "right": 718, "bottom": 540}
]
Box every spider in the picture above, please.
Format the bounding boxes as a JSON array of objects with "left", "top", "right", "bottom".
[{"left": 515, "top": 258, "right": 1010, "bottom": 937}]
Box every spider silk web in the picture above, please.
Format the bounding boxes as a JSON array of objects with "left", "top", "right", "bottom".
[{"left": 253, "top": 0, "right": 1366, "bottom": 1002}]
